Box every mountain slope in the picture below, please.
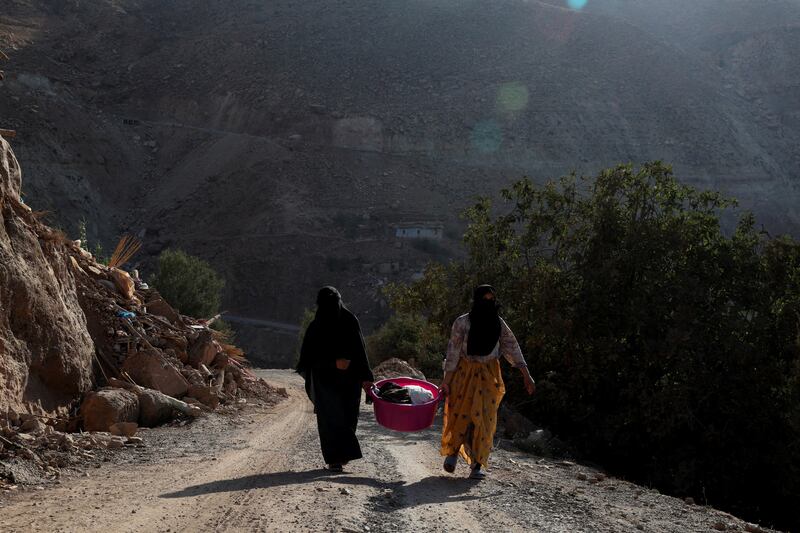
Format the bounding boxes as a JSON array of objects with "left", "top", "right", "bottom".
[{"left": 1, "top": 0, "right": 799, "bottom": 363}]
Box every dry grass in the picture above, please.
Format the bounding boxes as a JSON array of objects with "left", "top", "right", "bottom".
[{"left": 221, "top": 343, "right": 246, "bottom": 362}]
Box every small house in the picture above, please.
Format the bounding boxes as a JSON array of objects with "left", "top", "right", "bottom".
[{"left": 394, "top": 223, "right": 444, "bottom": 240}]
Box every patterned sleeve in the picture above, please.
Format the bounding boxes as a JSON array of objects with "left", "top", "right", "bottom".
[
  {"left": 444, "top": 316, "right": 468, "bottom": 373},
  {"left": 499, "top": 318, "right": 527, "bottom": 368}
]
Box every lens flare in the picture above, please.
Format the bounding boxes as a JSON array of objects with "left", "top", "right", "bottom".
[
  {"left": 470, "top": 120, "right": 503, "bottom": 154},
  {"left": 496, "top": 82, "right": 529, "bottom": 115},
  {"left": 567, "top": 0, "right": 588, "bottom": 9}
]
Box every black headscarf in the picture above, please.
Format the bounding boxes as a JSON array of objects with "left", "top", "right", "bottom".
[
  {"left": 296, "top": 286, "right": 374, "bottom": 384},
  {"left": 467, "top": 284, "right": 501, "bottom": 356},
  {"left": 315, "top": 286, "right": 343, "bottom": 332}
]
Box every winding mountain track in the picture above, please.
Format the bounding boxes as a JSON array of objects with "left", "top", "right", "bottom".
[{"left": 0, "top": 371, "right": 776, "bottom": 533}]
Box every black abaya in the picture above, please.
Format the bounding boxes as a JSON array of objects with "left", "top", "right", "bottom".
[
  {"left": 297, "top": 293, "right": 373, "bottom": 465},
  {"left": 311, "top": 369, "right": 364, "bottom": 464}
]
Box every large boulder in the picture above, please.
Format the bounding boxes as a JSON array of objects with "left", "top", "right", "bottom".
[
  {"left": 137, "top": 389, "right": 177, "bottom": 427},
  {"left": 0, "top": 138, "right": 96, "bottom": 415},
  {"left": 145, "top": 297, "right": 180, "bottom": 324},
  {"left": 186, "top": 384, "right": 220, "bottom": 409},
  {"left": 122, "top": 350, "right": 189, "bottom": 398},
  {"left": 80, "top": 388, "right": 140, "bottom": 432},
  {"left": 188, "top": 330, "right": 219, "bottom": 368},
  {"left": 110, "top": 268, "right": 135, "bottom": 300}
]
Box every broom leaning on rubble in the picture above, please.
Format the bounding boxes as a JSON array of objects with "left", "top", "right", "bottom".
[{"left": 108, "top": 234, "right": 142, "bottom": 269}]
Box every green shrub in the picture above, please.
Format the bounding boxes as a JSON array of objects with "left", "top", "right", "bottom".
[
  {"left": 150, "top": 249, "right": 225, "bottom": 318},
  {"left": 388, "top": 162, "right": 800, "bottom": 531},
  {"left": 294, "top": 308, "right": 316, "bottom": 365},
  {"left": 210, "top": 318, "right": 236, "bottom": 343},
  {"left": 366, "top": 313, "right": 446, "bottom": 379},
  {"left": 76, "top": 218, "right": 108, "bottom": 264}
]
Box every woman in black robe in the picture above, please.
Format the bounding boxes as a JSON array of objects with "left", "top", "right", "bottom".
[{"left": 296, "top": 286, "right": 374, "bottom": 472}]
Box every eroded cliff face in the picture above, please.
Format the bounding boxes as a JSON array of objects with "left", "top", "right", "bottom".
[{"left": 0, "top": 137, "right": 96, "bottom": 414}]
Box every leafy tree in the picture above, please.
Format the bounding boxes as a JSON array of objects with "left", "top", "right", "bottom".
[
  {"left": 388, "top": 162, "right": 800, "bottom": 530},
  {"left": 150, "top": 249, "right": 225, "bottom": 319}
]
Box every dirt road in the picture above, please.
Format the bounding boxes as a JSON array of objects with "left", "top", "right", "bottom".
[{"left": 0, "top": 370, "right": 774, "bottom": 533}]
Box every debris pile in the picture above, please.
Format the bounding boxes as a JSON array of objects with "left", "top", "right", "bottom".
[
  {"left": 0, "top": 135, "right": 287, "bottom": 484},
  {"left": 372, "top": 358, "right": 426, "bottom": 381},
  {"left": 70, "top": 248, "right": 284, "bottom": 422},
  {"left": 0, "top": 410, "right": 144, "bottom": 488}
]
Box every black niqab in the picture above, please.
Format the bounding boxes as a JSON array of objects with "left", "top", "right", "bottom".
[
  {"left": 314, "top": 286, "right": 343, "bottom": 333},
  {"left": 467, "top": 284, "right": 501, "bottom": 356},
  {"left": 296, "top": 286, "right": 374, "bottom": 466}
]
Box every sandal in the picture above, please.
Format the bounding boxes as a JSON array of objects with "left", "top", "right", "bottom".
[
  {"left": 469, "top": 464, "right": 486, "bottom": 480},
  {"left": 443, "top": 454, "right": 458, "bottom": 474}
]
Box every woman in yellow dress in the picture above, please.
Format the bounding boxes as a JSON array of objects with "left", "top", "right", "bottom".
[{"left": 440, "top": 285, "right": 535, "bottom": 479}]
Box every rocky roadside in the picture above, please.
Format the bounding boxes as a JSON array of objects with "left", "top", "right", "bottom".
[
  {"left": 1, "top": 134, "right": 290, "bottom": 499},
  {"left": 0, "top": 394, "right": 283, "bottom": 504}
]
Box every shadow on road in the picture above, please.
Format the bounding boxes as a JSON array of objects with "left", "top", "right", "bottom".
[
  {"left": 160, "top": 469, "right": 402, "bottom": 499},
  {"left": 371, "top": 475, "right": 495, "bottom": 511},
  {"left": 160, "top": 469, "right": 490, "bottom": 512}
]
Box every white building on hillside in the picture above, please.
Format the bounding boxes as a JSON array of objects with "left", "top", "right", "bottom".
[{"left": 394, "top": 223, "right": 444, "bottom": 240}]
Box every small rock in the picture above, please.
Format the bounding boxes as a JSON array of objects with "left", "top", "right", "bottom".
[
  {"left": 106, "top": 439, "right": 124, "bottom": 449},
  {"left": 684, "top": 496, "right": 695, "bottom": 505},
  {"left": 339, "top": 487, "right": 352, "bottom": 495},
  {"left": 576, "top": 473, "right": 588, "bottom": 481},
  {"left": 20, "top": 417, "right": 46, "bottom": 434},
  {"left": 110, "top": 422, "right": 138, "bottom": 438},
  {"left": 712, "top": 522, "right": 728, "bottom": 531}
]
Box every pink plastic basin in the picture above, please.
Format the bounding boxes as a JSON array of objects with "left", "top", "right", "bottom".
[{"left": 366, "top": 377, "right": 441, "bottom": 432}]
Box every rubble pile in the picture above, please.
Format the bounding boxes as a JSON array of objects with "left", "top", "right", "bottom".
[
  {"left": 0, "top": 410, "right": 144, "bottom": 488},
  {"left": 0, "top": 135, "right": 287, "bottom": 487},
  {"left": 69, "top": 247, "right": 285, "bottom": 424}
]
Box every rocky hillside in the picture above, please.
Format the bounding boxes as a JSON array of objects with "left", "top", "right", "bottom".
[
  {"left": 0, "top": 136, "right": 95, "bottom": 414},
  {"left": 0, "top": 137, "right": 281, "bottom": 421},
  {"left": 1, "top": 0, "right": 799, "bottom": 364}
]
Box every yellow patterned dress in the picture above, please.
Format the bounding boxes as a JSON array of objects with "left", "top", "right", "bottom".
[{"left": 440, "top": 314, "right": 526, "bottom": 467}]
